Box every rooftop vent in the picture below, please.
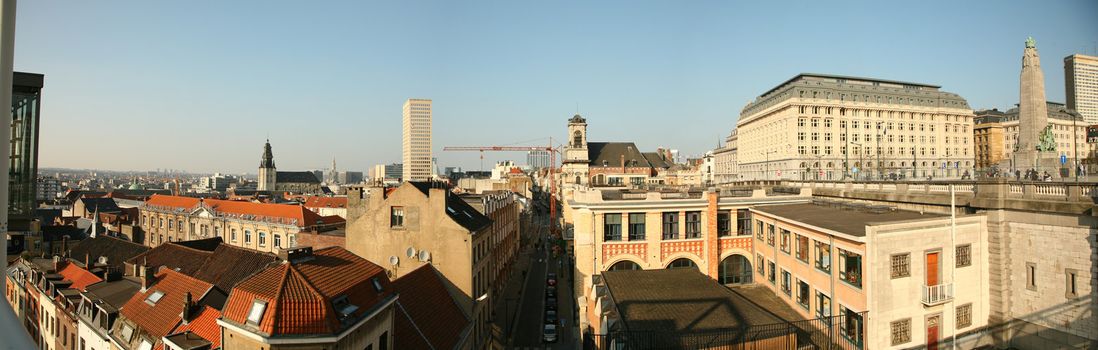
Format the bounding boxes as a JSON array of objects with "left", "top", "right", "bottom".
[{"left": 278, "top": 246, "right": 314, "bottom": 265}]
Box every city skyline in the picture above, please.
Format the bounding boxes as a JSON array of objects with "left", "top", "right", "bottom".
[{"left": 13, "top": 0, "right": 1098, "bottom": 173}]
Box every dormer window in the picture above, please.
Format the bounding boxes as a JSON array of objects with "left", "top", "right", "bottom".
[
  {"left": 136, "top": 339, "right": 153, "bottom": 350},
  {"left": 247, "top": 299, "right": 267, "bottom": 326},
  {"left": 144, "top": 291, "right": 165, "bottom": 305}
]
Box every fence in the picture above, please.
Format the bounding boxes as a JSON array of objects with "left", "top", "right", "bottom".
[{"left": 585, "top": 312, "right": 867, "bottom": 350}]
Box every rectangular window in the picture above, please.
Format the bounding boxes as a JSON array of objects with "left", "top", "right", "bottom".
[
  {"left": 379, "top": 331, "right": 389, "bottom": 350},
  {"left": 628, "top": 213, "right": 645, "bottom": 240},
  {"left": 956, "top": 304, "right": 972, "bottom": 329},
  {"left": 247, "top": 300, "right": 267, "bottom": 326},
  {"left": 274, "top": 234, "right": 282, "bottom": 248},
  {"left": 259, "top": 232, "right": 266, "bottom": 247},
  {"left": 891, "top": 253, "right": 910, "bottom": 279},
  {"left": 736, "top": 209, "right": 751, "bottom": 236},
  {"left": 839, "top": 248, "right": 862, "bottom": 288},
  {"left": 604, "top": 214, "right": 622, "bottom": 241},
  {"left": 795, "top": 235, "right": 809, "bottom": 263},
  {"left": 956, "top": 244, "right": 971, "bottom": 267},
  {"left": 1026, "top": 262, "right": 1037, "bottom": 290},
  {"left": 796, "top": 279, "right": 810, "bottom": 309},
  {"left": 1065, "top": 269, "right": 1079, "bottom": 298},
  {"left": 767, "top": 224, "right": 775, "bottom": 246},
  {"left": 816, "top": 292, "right": 831, "bottom": 320},
  {"left": 767, "top": 261, "right": 776, "bottom": 284},
  {"left": 390, "top": 206, "right": 404, "bottom": 228},
  {"left": 230, "top": 229, "right": 237, "bottom": 242},
  {"left": 684, "top": 211, "right": 701, "bottom": 239},
  {"left": 245, "top": 230, "right": 252, "bottom": 244},
  {"left": 815, "top": 240, "right": 831, "bottom": 273},
  {"left": 781, "top": 270, "right": 791, "bottom": 296},
  {"left": 840, "top": 306, "right": 864, "bottom": 346},
  {"left": 779, "top": 229, "right": 791, "bottom": 254},
  {"left": 662, "top": 213, "right": 679, "bottom": 240},
  {"left": 890, "top": 318, "right": 911, "bottom": 345},
  {"left": 756, "top": 254, "right": 765, "bottom": 274},
  {"left": 717, "top": 211, "right": 731, "bottom": 237},
  {"left": 756, "top": 220, "right": 764, "bottom": 241}
]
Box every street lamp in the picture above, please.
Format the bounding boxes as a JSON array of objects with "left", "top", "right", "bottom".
[{"left": 876, "top": 122, "right": 886, "bottom": 180}]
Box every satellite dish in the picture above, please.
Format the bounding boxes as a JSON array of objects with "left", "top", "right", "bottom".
[
  {"left": 418, "top": 250, "right": 431, "bottom": 262},
  {"left": 388, "top": 256, "right": 399, "bottom": 266},
  {"left": 405, "top": 247, "right": 417, "bottom": 258}
]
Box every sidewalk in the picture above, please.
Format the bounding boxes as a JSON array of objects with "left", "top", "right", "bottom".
[{"left": 491, "top": 232, "right": 536, "bottom": 348}]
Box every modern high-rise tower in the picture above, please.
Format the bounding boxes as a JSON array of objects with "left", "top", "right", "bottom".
[
  {"left": 1065, "top": 53, "right": 1098, "bottom": 124},
  {"left": 402, "top": 98, "right": 433, "bottom": 181}
]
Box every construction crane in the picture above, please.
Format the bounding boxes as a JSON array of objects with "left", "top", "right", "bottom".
[{"left": 443, "top": 140, "right": 561, "bottom": 236}]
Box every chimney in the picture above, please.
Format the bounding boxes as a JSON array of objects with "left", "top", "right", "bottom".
[
  {"left": 141, "top": 265, "right": 155, "bottom": 291},
  {"left": 621, "top": 154, "right": 626, "bottom": 173},
  {"left": 278, "top": 246, "right": 314, "bottom": 265},
  {"left": 85, "top": 254, "right": 91, "bottom": 268},
  {"left": 181, "top": 292, "right": 193, "bottom": 323},
  {"left": 52, "top": 256, "right": 62, "bottom": 272}
]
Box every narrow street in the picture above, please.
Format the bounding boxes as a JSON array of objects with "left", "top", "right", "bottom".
[{"left": 508, "top": 204, "right": 577, "bottom": 349}]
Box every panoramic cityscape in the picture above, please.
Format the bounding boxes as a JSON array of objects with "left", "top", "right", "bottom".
[{"left": 2, "top": 1, "right": 1098, "bottom": 350}]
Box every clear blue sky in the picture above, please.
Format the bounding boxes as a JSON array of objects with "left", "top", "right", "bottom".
[{"left": 14, "top": 0, "right": 1098, "bottom": 174}]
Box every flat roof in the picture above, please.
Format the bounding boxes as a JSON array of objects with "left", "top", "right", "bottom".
[
  {"left": 761, "top": 73, "right": 940, "bottom": 98},
  {"left": 752, "top": 203, "right": 946, "bottom": 237},
  {"left": 602, "top": 269, "right": 798, "bottom": 333}
]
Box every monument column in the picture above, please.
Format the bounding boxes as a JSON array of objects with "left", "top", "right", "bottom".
[{"left": 1014, "top": 37, "right": 1054, "bottom": 170}]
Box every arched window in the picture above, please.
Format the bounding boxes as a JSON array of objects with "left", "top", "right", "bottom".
[
  {"left": 666, "top": 258, "right": 698, "bottom": 270},
  {"left": 719, "top": 255, "right": 752, "bottom": 284},
  {"left": 573, "top": 130, "right": 583, "bottom": 147},
  {"left": 608, "top": 260, "right": 641, "bottom": 271}
]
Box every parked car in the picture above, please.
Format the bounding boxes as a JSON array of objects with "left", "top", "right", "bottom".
[
  {"left": 546, "top": 297, "right": 557, "bottom": 310},
  {"left": 545, "top": 310, "right": 558, "bottom": 324},
  {"left": 545, "top": 285, "right": 557, "bottom": 298},
  {"left": 547, "top": 272, "right": 558, "bottom": 286},
  {"left": 543, "top": 324, "right": 558, "bottom": 343}
]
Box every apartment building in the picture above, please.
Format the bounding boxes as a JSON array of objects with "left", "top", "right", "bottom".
[
  {"left": 403, "top": 98, "right": 434, "bottom": 181},
  {"left": 218, "top": 247, "right": 395, "bottom": 350},
  {"left": 974, "top": 102, "right": 1088, "bottom": 171},
  {"left": 138, "top": 194, "right": 344, "bottom": 253},
  {"left": 346, "top": 181, "right": 520, "bottom": 350},
  {"left": 735, "top": 73, "right": 974, "bottom": 180},
  {"left": 750, "top": 201, "right": 988, "bottom": 349},
  {"left": 566, "top": 186, "right": 813, "bottom": 335}
]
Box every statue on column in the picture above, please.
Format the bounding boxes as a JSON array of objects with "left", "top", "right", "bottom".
[{"left": 1036, "top": 125, "right": 1057, "bottom": 152}]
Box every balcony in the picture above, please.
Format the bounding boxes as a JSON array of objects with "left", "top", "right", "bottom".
[{"left": 922, "top": 283, "right": 953, "bottom": 306}]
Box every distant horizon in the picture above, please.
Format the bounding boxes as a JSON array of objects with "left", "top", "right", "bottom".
[{"left": 16, "top": 1, "right": 1098, "bottom": 173}]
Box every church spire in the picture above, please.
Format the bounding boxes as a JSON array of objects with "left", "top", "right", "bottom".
[{"left": 260, "top": 139, "right": 276, "bottom": 169}]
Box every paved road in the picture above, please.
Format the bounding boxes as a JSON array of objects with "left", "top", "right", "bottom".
[{"left": 511, "top": 229, "right": 577, "bottom": 349}]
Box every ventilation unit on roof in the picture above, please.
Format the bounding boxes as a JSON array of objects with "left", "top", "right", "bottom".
[{"left": 418, "top": 250, "right": 431, "bottom": 262}]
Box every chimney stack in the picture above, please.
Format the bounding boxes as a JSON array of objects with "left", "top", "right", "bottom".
[
  {"left": 85, "top": 253, "right": 91, "bottom": 268},
  {"left": 141, "top": 265, "right": 155, "bottom": 291},
  {"left": 52, "top": 256, "right": 61, "bottom": 272},
  {"left": 181, "top": 292, "right": 193, "bottom": 323}
]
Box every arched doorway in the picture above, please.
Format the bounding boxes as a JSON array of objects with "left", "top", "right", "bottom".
[
  {"left": 608, "top": 260, "right": 641, "bottom": 271},
  {"left": 718, "top": 255, "right": 752, "bottom": 284},
  {"left": 666, "top": 258, "right": 698, "bottom": 270}
]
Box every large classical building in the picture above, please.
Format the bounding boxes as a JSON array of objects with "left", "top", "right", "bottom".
[
  {"left": 734, "top": 73, "right": 975, "bottom": 180},
  {"left": 346, "top": 181, "right": 519, "bottom": 350},
  {"left": 138, "top": 194, "right": 344, "bottom": 253},
  {"left": 256, "top": 139, "right": 323, "bottom": 193},
  {"left": 1065, "top": 53, "right": 1098, "bottom": 124},
  {"left": 403, "top": 98, "right": 433, "bottom": 181},
  {"left": 974, "top": 102, "right": 1087, "bottom": 171},
  {"left": 713, "top": 129, "right": 738, "bottom": 183}
]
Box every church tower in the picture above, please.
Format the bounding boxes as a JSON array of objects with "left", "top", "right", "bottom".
[
  {"left": 258, "top": 139, "right": 277, "bottom": 191},
  {"left": 562, "top": 114, "right": 590, "bottom": 185}
]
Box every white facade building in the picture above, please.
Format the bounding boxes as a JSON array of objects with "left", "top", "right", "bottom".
[{"left": 402, "top": 98, "right": 433, "bottom": 182}]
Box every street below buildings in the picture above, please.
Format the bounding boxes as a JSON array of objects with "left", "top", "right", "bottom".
[{"left": 509, "top": 209, "right": 576, "bottom": 349}]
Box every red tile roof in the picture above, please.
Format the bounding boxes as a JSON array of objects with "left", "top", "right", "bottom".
[
  {"left": 301, "top": 196, "right": 347, "bottom": 209},
  {"left": 119, "top": 268, "right": 214, "bottom": 339},
  {"left": 56, "top": 261, "right": 104, "bottom": 291},
  {"left": 222, "top": 247, "right": 391, "bottom": 336},
  {"left": 169, "top": 306, "right": 222, "bottom": 349},
  {"left": 144, "top": 194, "right": 325, "bottom": 228},
  {"left": 391, "top": 265, "right": 469, "bottom": 350}
]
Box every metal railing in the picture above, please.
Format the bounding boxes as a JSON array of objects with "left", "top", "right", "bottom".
[
  {"left": 922, "top": 283, "right": 954, "bottom": 306},
  {"left": 585, "top": 312, "right": 866, "bottom": 350}
]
